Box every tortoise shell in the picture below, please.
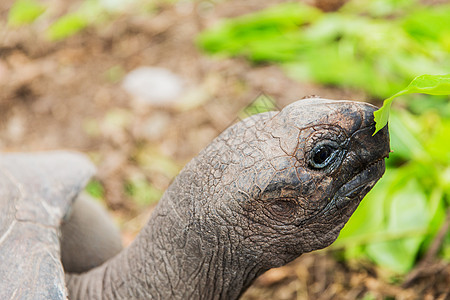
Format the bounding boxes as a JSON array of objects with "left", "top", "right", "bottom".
[{"left": 0, "top": 152, "right": 94, "bottom": 299}]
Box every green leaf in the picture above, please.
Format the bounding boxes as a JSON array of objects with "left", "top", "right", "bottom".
[
  {"left": 374, "top": 74, "right": 450, "bottom": 134},
  {"left": 8, "top": 0, "right": 46, "bottom": 26},
  {"left": 46, "top": 13, "right": 88, "bottom": 41},
  {"left": 406, "top": 74, "right": 450, "bottom": 95}
]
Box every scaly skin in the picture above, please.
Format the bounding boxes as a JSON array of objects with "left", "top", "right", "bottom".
[{"left": 66, "top": 98, "right": 390, "bottom": 299}]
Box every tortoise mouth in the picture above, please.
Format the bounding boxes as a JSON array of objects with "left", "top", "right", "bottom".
[{"left": 333, "top": 159, "right": 385, "bottom": 209}]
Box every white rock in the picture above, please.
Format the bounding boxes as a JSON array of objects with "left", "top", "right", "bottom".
[{"left": 122, "top": 67, "right": 185, "bottom": 106}]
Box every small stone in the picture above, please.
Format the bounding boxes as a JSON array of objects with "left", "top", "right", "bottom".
[{"left": 122, "top": 67, "right": 185, "bottom": 106}]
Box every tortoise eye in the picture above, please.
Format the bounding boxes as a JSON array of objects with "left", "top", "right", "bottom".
[{"left": 310, "top": 143, "right": 338, "bottom": 169}]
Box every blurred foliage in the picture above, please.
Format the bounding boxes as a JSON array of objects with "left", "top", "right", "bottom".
[
  {"left": 198, "top": 1, "right": 450, "bottom": 99},
  {"left": 198, "top": 0, "right": 450, "bottom": 274},
  {"left": 125, "top": 177, "right": 163, "bottom": 206},
  {"left": 8, "top": 0, "right": 46, "bottom": 26},
  {"left": 135, "top": 145, "right": 181, "bottom": 179},
  {"left": 128, "top": 145, "right": 181, "bottom": 206},
  {"left": 6, "top": 0, "right": 194, "bottom": 38},
  {"left": 47, "top": 13, "right": 89, "bottom": 41},
  {"left": 85, "top": 179, "right": 105, "bottom": 199},
  {"left": 6, "top": 0, "right": 146, "bottom": 40}
]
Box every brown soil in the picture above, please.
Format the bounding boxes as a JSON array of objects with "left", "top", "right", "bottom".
[{"left": 1, "top": 0, "right": 448, "bottom": 299}]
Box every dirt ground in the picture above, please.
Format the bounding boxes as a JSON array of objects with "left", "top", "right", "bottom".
[{"left": 0, "top": 0, "right": 449, "bottom": 299}]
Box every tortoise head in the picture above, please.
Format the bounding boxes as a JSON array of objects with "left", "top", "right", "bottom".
[{"left": 185, "top": 98, "right": 390, "bottom": 269}]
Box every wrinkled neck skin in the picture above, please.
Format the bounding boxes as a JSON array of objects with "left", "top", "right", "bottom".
[
  {"left": 66, "top": 169, "right": 275, "bottom": 300},
  {"left": 66, "top": 113, "right": 287, "bottom": 300}
]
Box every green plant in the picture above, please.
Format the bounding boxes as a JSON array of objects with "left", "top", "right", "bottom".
[
  {"left": 85, "top": 179, "right": 105, "bottom": 199},
  {"left": 7, "top": 0, "right": 136, "bottom": 41},
  {"left": 374, "top": 74, "right": 450, "bottom": 134},
  {"left": 197, "top": 1, "right": 450, "bottom": 99},
  {"left": 8, "top": 0, "right": 46, "bottom": 26}
]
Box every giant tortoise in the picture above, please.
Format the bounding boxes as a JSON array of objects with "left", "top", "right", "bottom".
[{"left": 0, "top": 98, "right": 390, "bottom": 299}]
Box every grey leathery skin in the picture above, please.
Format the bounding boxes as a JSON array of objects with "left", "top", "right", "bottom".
[
  {"left": 65, "top": 98, "right": 390, "bottom": 300},
  {"left": 61, "top": 193, "right": 123, "bottom": 274}
]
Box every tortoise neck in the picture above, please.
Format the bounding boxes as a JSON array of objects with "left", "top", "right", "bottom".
[{"left": 66, "top": 183, "right": 263, "bottom": 299}]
